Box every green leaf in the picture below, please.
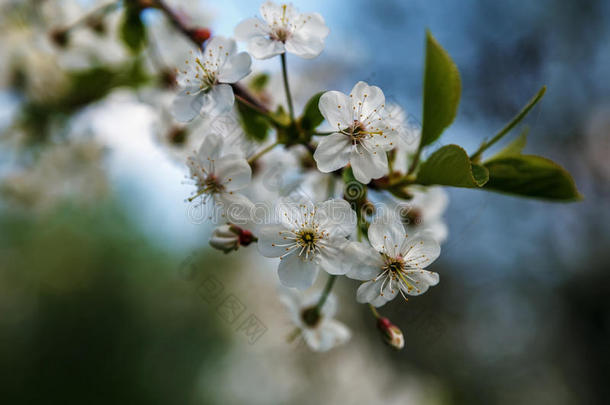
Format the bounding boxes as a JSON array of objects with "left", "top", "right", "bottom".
[
  {"left": 300, "top": 91, "right": 325, "bottom": 132},
  {"left": 119, "top": 9, "right": 146, "bottom": 54},
  {"left": 417, "top": 145, "right": 488, "bottom": 188},
  {"left": 420, "top": 31, "right": 462, "bottom": 147},
  {"left": 237, "top": 101, "right": 271, "bottom": 142},
  {"left": 483, "top": 155, "right": 582, "bottom": 201},
  {"left": 488, "top": 128, "right": 529, "bottom": 161}
]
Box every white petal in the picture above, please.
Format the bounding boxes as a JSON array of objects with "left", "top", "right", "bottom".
[
  {"left": 356, "top": 278, "right": 397, "bottom": 307},
  {"left": 344, "top": 242, "right": 384, "bottom": 281},
  {"left": 248, "top": 36, "right": 285, "bottom": 59},
  {"left": 310, "top": 320, "right": 351, "bottom": 352},
  {"left": 276, "top": 197, "right": 313, "bottom": 229},
  {"left": 313, "top": 133, "right": 351, "bottom": 173},
  {"left": 234, "top": 17, "right": 268, "bottom": 41},
  {"left": 216, "top": 192, "right": 254, "bottom": 225},
  {"left": 204, "top": 36, "right": 236, "bottom": 66},
  {"left": 204, "top": 84, "right": 235, "bottom": 115},
  {"left": 218, "top": 52, "right": 252, "bottom": 83},
  {"left": 197, "top": 132, "right": 223, "bottom": 163},
  {"left": 172, "top": 88, "right": 203, "bottom": 122},
  {"left": 401, "top": 235, "right": 441, "bottom": 268},
  {"left": 278, "top": 252, "right": 319, "bottom": 289},
  {"left": 412, "top": 219, "right": 448, "bottom": 244},
  {"left": 350, "top": 81, "right": 385, "bottom": 121},
  {"left": 317, "top": 242, "right": 350, "bottom": 275},
  {"left": 295, "top": 12, "right": 330, "bottom": 39},
  {"left": 260, "top": 1, "right": 288, "bottom": 24},
  {"left": 257, "top": 224, "right": 294, "bottom": 257},
  {"left": 315, "top": 199, "right": 356, "bottom": 237},
  {"left": 401, "top": 269, "right": 439, "bottom": 296},
  {"left": 368, "top": 219, "right": 407, "bottom": 256},
  {"left": 349, "top": 146, "right": 388, "bottom": 184},
  {"left": 318, "top": 91, "right": 352, "bottom": 129},
  {"left": 285, "top": 34, "right": 325, "bottom": 59},
  {"left": 215, "top": 157, "right": 251, "bottom": 191}
]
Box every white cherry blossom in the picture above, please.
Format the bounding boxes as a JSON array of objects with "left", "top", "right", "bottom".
[
  {"left": 346, "top": 218, "right": 441, "bottom": 307},
  {"left": 257, "top": 198, "right": 357, "bottom": 289},
  {"left": 187, "top": 133, "right": 253, "bottom": 223},
  {"left": 314, "top": 81, "right": 398, "bottom": 184},
  {"left": 234, "top": 1, "right": 330, "bottom": 59},
  {"left": 172, "top": 36, "right": 251, "bottom": 122},
  {"left": 279, "top": 288, "right": 351, "bottom": 352}
]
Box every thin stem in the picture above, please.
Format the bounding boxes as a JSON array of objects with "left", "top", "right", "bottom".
[
  {"left": 313, "top": 131, "right": 335, "bottom": 136},
  {"left": 247, "top": 141, "right": 279, "bottom": 164},
  {"left": 470, "top": 86, "right": 546, "bottom": 161},
  {"left": 368, "top": 304, "right": 380, "bottom": 319},
  {"left": 280, "top": 53, "right": 295, "bottom": 122},
  {"left": 315, "top": 274, "right": 337, "bottom": 311}
]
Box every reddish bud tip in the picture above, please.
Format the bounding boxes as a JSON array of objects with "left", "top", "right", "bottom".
[
  {"left": 377, "top": 317, "right": 405, "bottom": 350},
  {"left": 238, "top": 229, "right": 254, "bottom": 246},
  {"left": 190, "top": 28, "right": 211, "bottom": 44}
]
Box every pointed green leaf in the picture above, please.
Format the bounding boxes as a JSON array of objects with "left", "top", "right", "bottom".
[
  {"left": 483, "top": 155, "right": 582, "bottom": 201},
  {"left": 300, "top": 91, "right": 325, "bottom": 132},
  {"left": 420, "top": 31, "right": 461, "bottom": 147},
  {"left": 417, "top": 145, "right": 488, "bottom": 188},
  {"left": 488, "top": 128, "right": 529, "bottom": 161}
]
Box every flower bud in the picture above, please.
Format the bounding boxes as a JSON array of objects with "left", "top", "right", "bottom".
[
  {"left": 377, "top": 317, "right": 405, "bottom": 350},
  {"left": 209, "top": 225, "right": 255, "bottom": 253},
  {"left": 209, "top": 225, "right": 239, "bottom": 253},
  {"left": 189, "top": 28, "right": 211, "bottom": 45}
]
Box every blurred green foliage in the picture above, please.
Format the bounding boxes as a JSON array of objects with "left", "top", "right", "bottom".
[{"left": 0, "top": 203, "right": 227, "bottom": 405}]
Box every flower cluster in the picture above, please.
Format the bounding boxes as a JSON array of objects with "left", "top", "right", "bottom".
[{"left": 169, "top": 1, "right": 446, "bottom": 352}]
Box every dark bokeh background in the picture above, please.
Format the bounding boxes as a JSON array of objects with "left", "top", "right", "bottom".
[{"left": 1, "top": 0, "right": 609, "bottom": 404}]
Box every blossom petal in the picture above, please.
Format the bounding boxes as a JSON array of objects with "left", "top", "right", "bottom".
[
  {"left": 216, "top": 192, "right": 254, "bottom": 225},
  {"left": 172, "top": 88, "right": 203, "bottom": 122},
  {"left": 344, "top": 242, "right": 384, "bottom": 281},
  {"left": 313, "top": 133, "right": 351, "bottom": 173},
  {"left": 368, "top": 219, "right": 407, "bottom": 256},
  {"left": 401, "top": 235, "right": 441, "bottom": 268},
  {"left": 278, "top": 252, "right": 319, "bottom": 289},
  {"left": 215, "top": 156, "right": 251, "bottom": 191},
  {"left": 319, "top": 91, "right": 351, "bottom": 129},
  {"left": 315, "top": 199, "right": 356, "bottom": 237},
  {"left": 401, "top": 269, "right": 439, "bottom": 296},
  {"left": 308, "top": 319, "right": 350, "bottom": 352},
  {"left": 349, "top": 146, "right": 388, "bottom": 184},
  {"left": 218, "top": 52, "right": 252, "bottom": 83},
  {"left": 285, "top": 33, "right": 325, "bottom": 59},
  {"left": 248, "top": 36, "right": 285, "bottom": 59},
  {"left": 197, "top": 132, "right": 223, "bottom": 163},
  {"left": 295, "top": 12, "right": 330, "bottom": 39},
  {"left": 350, "top": 81, "right": 385, "bottom": 121},
  {"left": 356, "top": 278, "right": 397, "bottom": 307},
  {"left": 204, "top": 36, "right": 236, "bottom": 66},
  {"left": 234, "top": 17, "right": 268, "bottom": 41},
  {"left": 204, "top": 84, "right": 235, "bottom": 115},
  {"left": 257, "top": 224, "right": 294, "bottom": 257},
  {"left": 317, "top": 242, "right": 350, "bottom": 275}
]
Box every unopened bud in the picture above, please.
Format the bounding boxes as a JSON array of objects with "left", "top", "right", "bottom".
[
  {"left": 209, "top": 225, "right": 239, "bottom": 253},
  {"left": 189, "top": 27, "right": 211, "bottom": 44},
  {"left": 209, "top": 224, "right": 255, "bottom": 253},
  {"left": 377, "top": 317, "right": 405, "bottom": 350}
]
